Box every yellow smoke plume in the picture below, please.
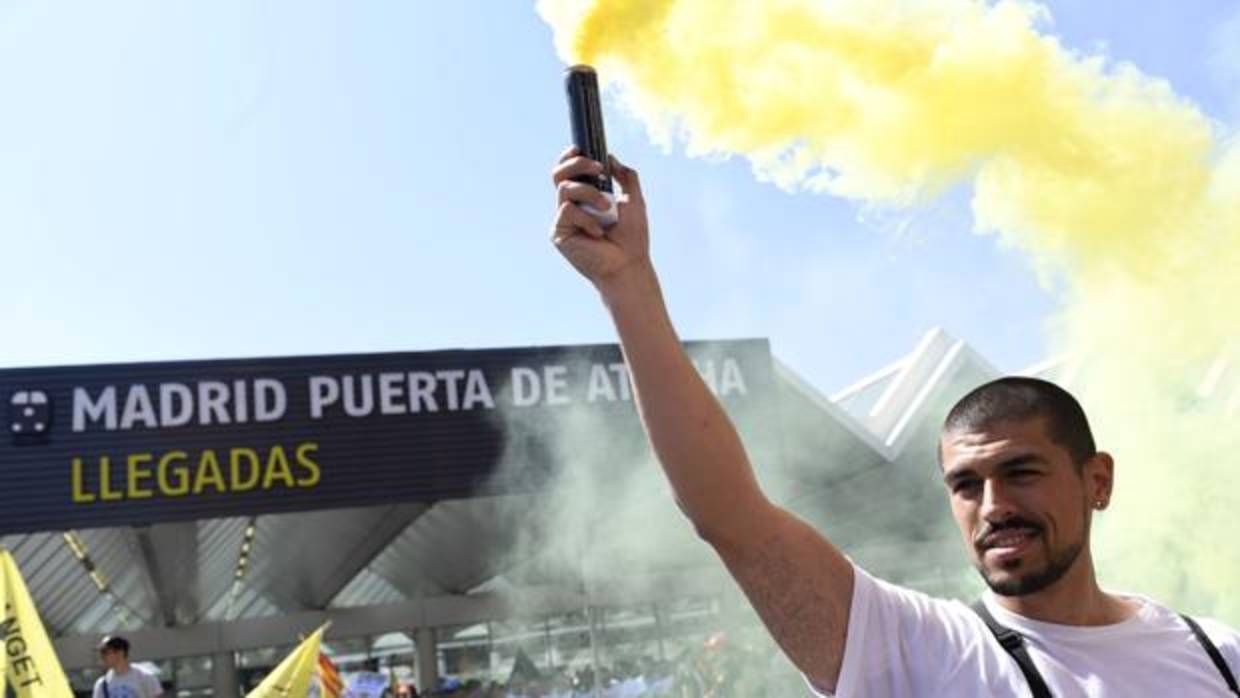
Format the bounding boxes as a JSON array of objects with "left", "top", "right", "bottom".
[{"left": 540, "top": 0, "right": 1240, "bottom": 621}]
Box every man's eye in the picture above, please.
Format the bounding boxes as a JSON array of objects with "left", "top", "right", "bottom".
[{"left": 952, "top": 480, "right": 980, "bottom": 494}]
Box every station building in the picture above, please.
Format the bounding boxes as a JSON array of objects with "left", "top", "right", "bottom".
[{"left": 2, "top": 330, "right": 1082, "bottom": 695}]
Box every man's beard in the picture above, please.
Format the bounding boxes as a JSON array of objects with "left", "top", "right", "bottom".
[{"left": 977, "top": 535, "right": 1085, "bottom": 596}]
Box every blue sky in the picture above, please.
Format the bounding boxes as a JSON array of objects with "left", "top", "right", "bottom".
[{"left": 1, "top": 1, "right": 1237, "bottom": 394}]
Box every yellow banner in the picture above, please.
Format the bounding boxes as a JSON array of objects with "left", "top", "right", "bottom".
[
  {"left": 1, "top": 549, "right": 74, "bottom": 698},
  {"left": 1, "top": 558, "right": 6, "bottom": 696},
  {"left": 246, "top": 625, "right": 326, "bottom": 698}
]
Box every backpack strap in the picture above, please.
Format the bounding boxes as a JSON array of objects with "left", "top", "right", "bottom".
[
  {"left": 971, "top": 601, "right": 1054, "bottom": 698},
  {"left": 1181, "top": 614, "right": 1240, "bottom": 695}
]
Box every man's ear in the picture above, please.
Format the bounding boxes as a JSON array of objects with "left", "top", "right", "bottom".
[{"left": 1085, "top": 451, "right": 1115, "bottom": 508}]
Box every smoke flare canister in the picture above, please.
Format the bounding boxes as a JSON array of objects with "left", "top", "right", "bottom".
[{"left": 565, "top": 65, "right": 619, "bottom": 226}]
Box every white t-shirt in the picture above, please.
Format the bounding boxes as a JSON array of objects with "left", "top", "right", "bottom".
[
  {"left": 92, "top": 666, "right": 162, "bottom": 698},
  {"left": 810, "top": 565, "right": 1240, "bottom": 697}
]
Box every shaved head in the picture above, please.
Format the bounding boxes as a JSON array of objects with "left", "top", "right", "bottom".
[{"left": 943, "top": 377, "right": 1096, "bottom": 467}]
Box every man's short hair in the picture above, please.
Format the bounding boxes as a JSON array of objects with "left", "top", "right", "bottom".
[
  {"left": 98, "top": 635, "right": 130, "bottom": 655},
  {"left": 942, "top": 376, "right": 1096, "bottom": 466}
]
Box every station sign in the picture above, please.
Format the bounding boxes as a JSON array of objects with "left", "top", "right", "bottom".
[{"left": 0, "top": 340, "right": 774, "bottom": 533}]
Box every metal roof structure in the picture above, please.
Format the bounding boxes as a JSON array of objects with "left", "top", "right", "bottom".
[{"left": 7, "top": 328, "right": 1232, "bottom": 671}]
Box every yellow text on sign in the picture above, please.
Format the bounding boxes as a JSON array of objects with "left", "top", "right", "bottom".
[{"left": 70, "top": 442, "right": 321, "bottom": 503}]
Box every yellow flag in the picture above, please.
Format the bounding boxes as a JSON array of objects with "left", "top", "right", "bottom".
[
  {"left": 1, "top": 558, "right": 6, "bottom": 696},
  {"left": 246, "top": 625, "right": 327, "bottom": 698},
  {"left": 1, "top": 549, "right": 74, "bottom": 698}
]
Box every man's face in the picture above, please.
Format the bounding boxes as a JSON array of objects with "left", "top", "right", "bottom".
[
  {"left": 99, "top": 647, "right": 124, "bottom": 671},
  {"left": 940, "top": 417, "right": 1111, "bottom": 597}
]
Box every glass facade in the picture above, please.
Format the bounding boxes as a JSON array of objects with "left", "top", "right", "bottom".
[
  {"left": 423, "top": 592, "right": 792, "bottom": 694},
  {"left": 62, "top": 589, "right": 808, "bottom": 697}
]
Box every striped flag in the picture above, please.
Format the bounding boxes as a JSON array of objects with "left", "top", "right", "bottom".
[{"left": 318, "top": 653, "right": 343, "bottom": 698}]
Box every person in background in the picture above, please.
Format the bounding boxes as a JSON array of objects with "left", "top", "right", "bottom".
[{"left": 93, "top": 636, "right": 163, "bottom": 698}]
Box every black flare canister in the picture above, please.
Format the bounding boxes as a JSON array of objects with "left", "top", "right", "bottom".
[{"left": 564, "top": 64, "right": 618, "bottom": 225}]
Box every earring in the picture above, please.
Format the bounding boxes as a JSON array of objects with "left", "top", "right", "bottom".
[{"left": 1094, "top": 500, "right": 1105, "bottom": 510}]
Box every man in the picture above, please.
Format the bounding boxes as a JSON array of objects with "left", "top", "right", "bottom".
[
  {"left": 549, "top": 148, "right": 1240, "bottom": 696},
  {"left": 93, "top": 635, "right": 163, "bottom": 698}
]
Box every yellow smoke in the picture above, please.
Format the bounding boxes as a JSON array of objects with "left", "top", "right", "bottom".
[{"left": 540, "top": 0, "right": 1240, "bottom": 620}]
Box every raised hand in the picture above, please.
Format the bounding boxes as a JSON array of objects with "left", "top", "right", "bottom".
[{"left": 550, "top": 147, "right": 650, "bottom": 288}]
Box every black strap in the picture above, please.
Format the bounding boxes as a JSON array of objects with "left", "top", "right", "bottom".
[
  {"left": 1181, "top": 614, "right": 1240, "bottom": 695},
  {"left": 971, "top": 601, "right": 1054, "bottom": 698},
  {"left": 102, "top": 678, "right": 111, "bottom": 698}
]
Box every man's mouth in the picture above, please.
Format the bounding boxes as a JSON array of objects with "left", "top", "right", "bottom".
[{"left": 979, "top": 527, "right": 1040, "bottom": 560}]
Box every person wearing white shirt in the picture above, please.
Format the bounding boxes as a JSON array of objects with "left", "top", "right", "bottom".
[
  {"left": 92, "top": 636, "right": 163, "bottom": 698},
  {"left": 549, "top": 149, "right": 1240, "bottom": 696}
]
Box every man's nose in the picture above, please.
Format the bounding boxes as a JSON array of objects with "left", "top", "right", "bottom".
[{"left": 980, "top": 479, "right": 1017, "bottom": 521}]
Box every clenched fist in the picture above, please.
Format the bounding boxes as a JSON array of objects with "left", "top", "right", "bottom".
[{"left": 550, "top": 147, "right": 650, "bottom": 288}]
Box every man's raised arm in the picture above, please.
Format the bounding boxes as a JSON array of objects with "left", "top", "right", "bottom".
[{"left": 550, "top": 149, "right": 855, "bottom": 691}]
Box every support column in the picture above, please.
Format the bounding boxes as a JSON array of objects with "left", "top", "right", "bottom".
[
  {"left": 415, "top": 627, "right": 438, "bottom": 695},
  {"left": 652, "top": 603, "right": 666, "bottom": 662},
  {"left": 587, "top": 607, "right": 603, "bottom": 698},
  {"left": 211, "top": 651, "right": 240, "bottom": 698}
]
